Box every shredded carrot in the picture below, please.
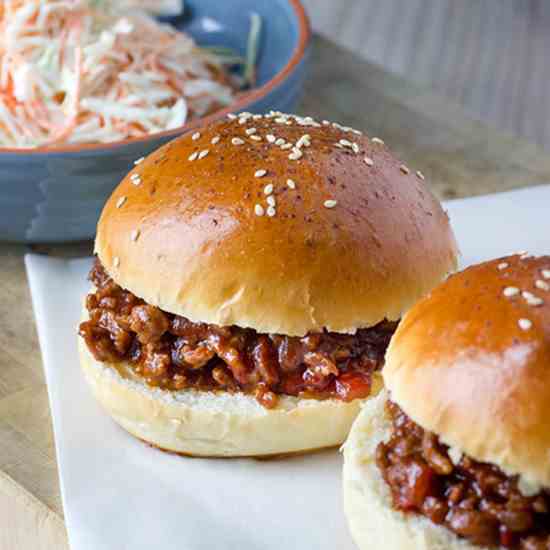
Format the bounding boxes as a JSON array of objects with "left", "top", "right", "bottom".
[{"left": 0, "top": 0, "right": 240, "bottom": 147}]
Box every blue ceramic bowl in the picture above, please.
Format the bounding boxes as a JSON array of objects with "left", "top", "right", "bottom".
[{"left": 0, "top": 0, "right": 310, "bottom": 243}]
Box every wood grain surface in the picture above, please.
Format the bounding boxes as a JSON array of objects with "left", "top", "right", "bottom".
[
  {"left": 2, "top": 35, "right": 550, "bottom": 550},
  {"left": 304, "top": 0, "right": 550, "bottom": 150}
]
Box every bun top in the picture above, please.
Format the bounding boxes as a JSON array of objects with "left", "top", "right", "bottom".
[
  {"left": 384, "top": 254, "right": 550, "bottom": 488},
  {"left": 95, "top": 111, "right": 458, "bottom": 336}
]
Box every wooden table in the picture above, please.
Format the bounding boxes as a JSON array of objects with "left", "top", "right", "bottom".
[
  {"left": 2, "top": 35, "right": 550, "bottom": 549},
  {"left": 306, "top": 0, "right": 550, "bottom": 151}
]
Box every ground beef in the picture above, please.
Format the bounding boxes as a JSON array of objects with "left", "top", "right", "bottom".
[
  {"left": 376, "top": 401, "right": 550, "bottom": 549},
  {"left": 79, "top": 259, "right": 396, "bottom": 408}
]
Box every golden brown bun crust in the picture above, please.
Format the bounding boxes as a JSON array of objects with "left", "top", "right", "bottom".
[
  {"left": 95, "top": 113, "right": 458, "bottom": 336},
  {"left": 384, "top": 254, "right": 550, "bottom": 488},
  {"left": 343, "top": 391, "right": 489, "bottom": 550},
  {"left": 79, "top": 333, "right": 383, "bottom": 457}
]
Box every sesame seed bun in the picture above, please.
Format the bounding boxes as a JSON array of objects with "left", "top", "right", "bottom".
[
  {"left": 343, "top": 391, "right": 482, "bottom": 550},
  {"left": 94, "top": 112, "right": 458, "bottom": 336},
  {"left": 383, "top": 254, "right": 550, "bottom": 489},
  {"left": 79, "top": 333, "right": 384, "bottom": 457}
]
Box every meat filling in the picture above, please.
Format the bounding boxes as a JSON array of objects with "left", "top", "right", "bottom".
[
  {"left": 79, "top": 259, "right": 397, "bottom": 408},
  {"left": 376, "top": 401, "right": 550, "bottom": 549}
]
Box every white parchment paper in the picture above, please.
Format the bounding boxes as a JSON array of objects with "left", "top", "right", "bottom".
[{"left": 25, "top": 185, "right": 550, "bottom": 550}]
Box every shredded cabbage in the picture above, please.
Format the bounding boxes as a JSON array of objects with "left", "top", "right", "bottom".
[{"left": 0, "top": 0, "right": 240, "bottom": 147}]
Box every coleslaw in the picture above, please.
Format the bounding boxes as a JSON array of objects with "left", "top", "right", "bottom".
[{"left": 0, "top": 0, "right": 252, "bottom": 147}]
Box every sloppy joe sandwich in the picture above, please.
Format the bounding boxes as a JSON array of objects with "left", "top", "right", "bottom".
[
  {"left": 344, "top": 254, "right": 550, "bottom": 549},
  {"left": 78, "top": 111, "right": 458, "bottom": 457}
]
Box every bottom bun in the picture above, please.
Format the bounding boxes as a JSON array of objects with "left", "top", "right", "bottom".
[
  {"left": 79, "top": 338, "right": 381, "bottom": 457},
  {"left": 343, "top": 391, "right": 489, "bottom": 550}
]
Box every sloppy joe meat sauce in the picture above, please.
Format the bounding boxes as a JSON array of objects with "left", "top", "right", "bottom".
[
  {"left": 376, "top": 401, "right": 550, "bottom": 549},
  {"left": 79, "top": 260, "right": 396, "bottom": 408}
]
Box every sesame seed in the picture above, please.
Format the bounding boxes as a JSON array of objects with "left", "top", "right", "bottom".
[
  {"left": 535, "top": 279, "right": 549, "bottom": 291},
  {"left": 522, "top": 291, "right": 544, "bottom": 306},
  {"left": 266, "top": 134, "right": 276, "bottom": 143},
  {"left": 497, "top": 262, "right": 509, "bottom": 270},
  {"left": 364, "top": 156, "right": 374, "bottom": 167},
  {"left": 275, "top": 117, "right": 288, "bottom": 123},
  {"left": 232, "top": 138, "right": 245, "bottom": 145},
  {"left": 192, "top": 132, "right": 200, "bottom": 141},
  {"left": 351, "top": 142, "right": 360, "bottom": 154},
  {"left": 275, "top": 138, "right": 285, "bottom": 146},
  {"left": 131, "top": 229, "right": 140, "bottom": 242},
  {"left": 254, "top": 204, "right": 265, "bottom": 217},
  {"left": 113, "top": 257, "right": 120, "bottom": 267},
  {"left": 339, "top": 139, "right": 353, "bottom": 148},
  {"left": 352, "top": 129, "right": 363, "bottom": 136},
  {"left": 255, "top": 169, "right": 267, "bottom": 178},
  {"left": 542, "top": 269, "right": 550, "bottom": 279},
  {"left": 238, "top": 117, "right": 249, "bottom": 125},
  {"left": 287, "top": 178, "right": 296, "bottom": 189},
  {"left": 227, "top": 113, "right": 237, "bottom": 120},
  {"left": 253, "top": 114, "right": 263, "bottom": 120},
  {"left": 322, "top": 120, "right": 330, "bottom": 126},
  {"left": 116, "top": 196, "right": 126, "bottom": 208},
  {"left": 198, "top": 149, "right": 209, "bottom": 159},
  {"left": 416, "top": 170, "right": 425, "bottom": 180},
  {"left": 246, "top": 128, "right": 257, "bottom": 135},
  {"left": 250, "top": 135, "right": 262, "bottom": 141},
  {"left": 266, "top": 206, "right": 276, "bottom": 217},
  {"left": 264, "top": 184, "right": 274, "bottom": 196},
  {"left": 518, "top": 318, "right": 532, "bottom": 331},
  {"left": 296, "top": 134, "right": 311, "bottom": 148},
  {"left": 371, "top": 137, "right": 385, "bottom": 145},
  {"left": 289, "top": 148, "right": 303, "bottom": 161},
  {"left": 400, "top": 164, "right": 410, "bottom": 175},
  {"left": 503, "top": 286, "right": 519, "bottom": 297},
  {"left": 324, "top": 199, "right": 338, "bottom": 209},
  {"left": 134, "top": 157, "right": 145, "bottom": 165},
  {"left": 267, "top": 195, "right": 276, "bottom": 207},
  {"left": 188, "top": 151, "right": 198, "bottom": 161},
  {"left": 280, "top": 143, "right": 292, "bottom": 150},
  {"left": 211, "top": 136, "right": 220, "bottom": 145}
]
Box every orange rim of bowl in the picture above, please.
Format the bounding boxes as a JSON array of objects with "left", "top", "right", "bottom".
[{"left": 0, "top": 0, "right": 311, "bottom": 155}]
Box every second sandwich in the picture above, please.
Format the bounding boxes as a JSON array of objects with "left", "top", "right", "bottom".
[{"left": 344, "top": 254, "right": 550, "bottom": 549}]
